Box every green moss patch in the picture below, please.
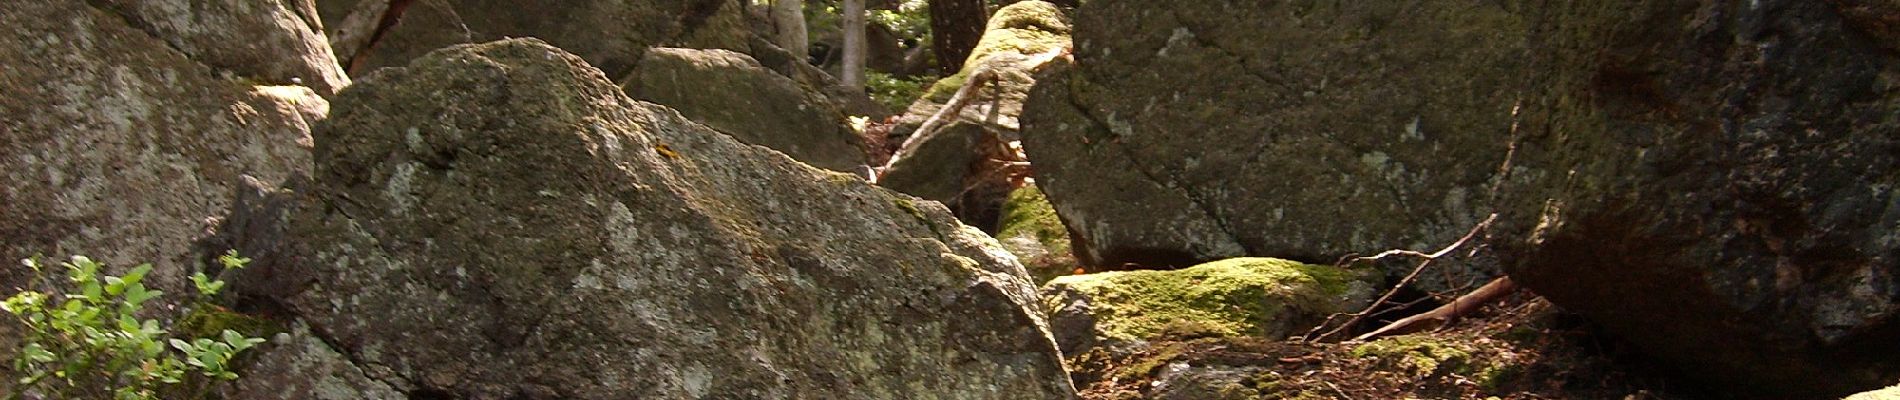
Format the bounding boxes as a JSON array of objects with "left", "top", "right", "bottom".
[
  {"left": 997, "top": 184, "right": 1075, "bottom": 284},
  {"left": 1044, "top": 258, "right": 1372, "bottom": 342},
  {"left": 1351, "top": 335, "right": 1476, "bottom": 379}
]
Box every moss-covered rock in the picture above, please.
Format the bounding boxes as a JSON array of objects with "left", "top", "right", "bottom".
[
  {"left": 1041, "top": 258, "right": 1375, "bottom": 354},
  {"left": 998, "top": 184, "right": 1076, "bottom": 285}
]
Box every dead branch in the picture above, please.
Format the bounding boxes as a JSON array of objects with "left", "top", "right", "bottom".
[
  {"left": 1353, "top": 276, "right": 1517, "bottom": 341},
  {"left": 885, "top": 67, "right": 998, "bottom": 171},
  {"left": 879, "top": 47, "right": 1069, "bottom": 177},
  {"left": 1303, "top": 214, "right": 1498, "bottom": 342}
]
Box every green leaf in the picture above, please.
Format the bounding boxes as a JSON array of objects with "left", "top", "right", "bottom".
[
  {"left": 117, "top": 314, "right": 140, "bottom": 333},
  {"left": 122, "top": 264, "right": 152, "bottom": 284},
  {"left": 23, "top": 343, "right": 55, "bottom": 363},
  {"left": 219, "top": 250, "right": 251, "bottom": 270},
  {"left": 169, "top": 338, "right": 191, "bottom": 352}
]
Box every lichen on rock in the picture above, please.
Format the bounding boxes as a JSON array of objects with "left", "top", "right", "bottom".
[{"left": 225, "top": 38, "right": 1076, "bottom": 399}]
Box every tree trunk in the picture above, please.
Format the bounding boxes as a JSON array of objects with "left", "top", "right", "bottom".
[
  {"left": 928, "top": 0, "right": 986, "bottom": 72},
  {"left": 841, "top": 0, "right": 867, "bottom": 89},
  {"left": 770, "top": 0, "right": 809, "bottom": 60}
]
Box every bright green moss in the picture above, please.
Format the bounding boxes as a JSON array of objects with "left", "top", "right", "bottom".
[
  {"left": 1044, "top": 258, "right": 1369, "bottom": 342},
  {"left": 998, "top": 184, "right": 1074, "bottom": 284},
  {"left": 1350, "top": 335, "right": 1474, "bottom": 379}
]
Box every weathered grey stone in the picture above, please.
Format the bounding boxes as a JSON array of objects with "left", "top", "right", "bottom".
[
  {"left": 0, "top": 0, "right": 324, "bottom": 309},
  {"left": 624, "top": 47, "right": 866, "bottom": 173},
  {"left": 1023, "top": 0, "right": 1900, "bottom": 396},
  {"left": 230, "top": 39, "right": 1075, "bottom": 399},
  {"left": 95, "top": 0, "right": 349, "bottom": 96},
  {"left": 221, "top": 323, "right": 404, "bottom": 400},
  {"left": 1022, "top": 0, "right": 1523, "bottom": 277}
]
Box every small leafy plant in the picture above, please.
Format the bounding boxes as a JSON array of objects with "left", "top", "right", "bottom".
[
  {"left": 866, "top": 71, "right": 936, "bottom": 111},
  {"left": 3, "top": 251, "right": 266, "bottom": 400}
]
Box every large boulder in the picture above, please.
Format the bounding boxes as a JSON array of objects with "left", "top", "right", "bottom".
[
  {"left": 1498, "top": 2, "right": 1900, "bottom": 397},
  {"left": 1021, "top": 0, "right": 1523, "bottom": 276},
  {"left": 0, "top": 0, "right": 326, "bottom": 308},
  {"left": 1024, "top": 0, "right": 1900, "bottom": 397},
  {"left": 225, "top": 39, "right": 1076, "bottom": 399},
  {"left": 881, "top": 1, "right": 1071, "bottom": 228},
  {"left": 1041, "top": 258, "right": 1374, "bottom": 355},
  {"left": 624, "top": 48, "right": 867, "bottom": 173},
  {"left": 317, "top": 0, "right": 752, "bottom": 80}
]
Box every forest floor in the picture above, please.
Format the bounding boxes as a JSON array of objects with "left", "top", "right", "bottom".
[{"left": 1069, "top": 295, "right": 1712, "bottom": 400}]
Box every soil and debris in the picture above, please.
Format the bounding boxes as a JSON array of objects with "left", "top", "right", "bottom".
[{"left": 1069, "top": 296, "right": 1713, "bottom": 400}]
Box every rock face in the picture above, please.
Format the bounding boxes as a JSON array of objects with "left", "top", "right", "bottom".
[
  {"left": 1041, "top": 258, "right": 1373, "bottom": 355},
  {"left": 318, "top": 0, "right": 752, "bottom": 80},
  {"left": 0, "top": 0, "right": 326, "bottom": 306},
  {"left": 1021, "top": 0, "right": 1523, "bottom": 275},
  {"left": 227, "top": 39, "right": 1075, "bottom": 399},
  {"left": 1025, "top": 0, "right": 1900, "bottom": 396},
  {"left": 1498, "top": 2, "right": 1900, "bottom": 397},
  {"left": 881, "top": 0, "right": 1071, "bottom": 228},
  {"left": 624, "top": 48, "right": 867, "bottom": 172}
]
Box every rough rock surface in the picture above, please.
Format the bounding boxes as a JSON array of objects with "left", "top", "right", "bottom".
[
  {"left": 0, "top": 0, "right": 325, "bottom": 307},
  {"left": 624, "top": 48, "right": 867, "bottom": 173},
  {"left": 881, "top": 1, "right": 1071, "bottom": 228},
  {"left": 226, "top": 39, "right": 1075, "bottom": 399},
  {"left": 316, "top": 0, "right": 752, "bottom": 80},
  {"left": 1041, "top": 258, "right": 1373, "bottom": 355},
  {"left": 1021, "top": 0, "right": 1524, "bottom": 276},
  {"left": 220, "top": 323, "right": 404, "bottom": 400},
  {"left": 1024, "top": 0, "right": 1900, "bottom": 396},
  {"left": 93, "top": 0, "right": 349, "bottom": 96}
]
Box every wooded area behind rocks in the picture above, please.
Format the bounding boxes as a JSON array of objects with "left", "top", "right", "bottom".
[{"left": 2, "top": 0, "right": 1897, "bottom": 399}]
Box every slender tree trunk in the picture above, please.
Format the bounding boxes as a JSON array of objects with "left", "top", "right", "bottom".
[
  {"left": 928, "top": 0, "right": 986, "bottom": 72},
  {"left": 770, "top": 0, "right": 809, "bottom": 59},
  {"left": 841, "top": 0, "right": 867, "bottom": 88}
]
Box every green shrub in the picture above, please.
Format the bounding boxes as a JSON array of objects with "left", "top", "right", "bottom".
[
  {"left": 2, "top": 251, "right": 266, "bottom": 400},
  {"left": 866, "top": 71, "right": 936, "bottom": 111}
]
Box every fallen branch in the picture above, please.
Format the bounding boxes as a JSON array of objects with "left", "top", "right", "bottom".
[
  {"left": 1303, "top": 214, "right": 1498, "bottom": 342},
  {"left": 884, "top": 67, "right": 999, "bottom": 173},
  {"left": 1353, "top": 276, "right": 1517, "bottom": 341},
  {"left": 878, "top": 47, "right": 1069, "bottom": 177}
]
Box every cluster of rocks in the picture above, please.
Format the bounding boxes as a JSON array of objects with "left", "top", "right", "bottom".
[
  {"left": 1022, "top": 0, "right": 1900, "bottom": 398},
  {"left": 1, "top": 1, "right": 1076, "bottom": 398},
  {"left": 5, "top": 0, "right": 1899, "bottom": 398}
]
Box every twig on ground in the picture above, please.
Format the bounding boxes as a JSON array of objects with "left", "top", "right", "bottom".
[
  {"left": 1303, "top": 214, "right": 1498, "bottom": 342},
  {"left": 1353, "top": 276, "right": 1517, "bottom": 341}
]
